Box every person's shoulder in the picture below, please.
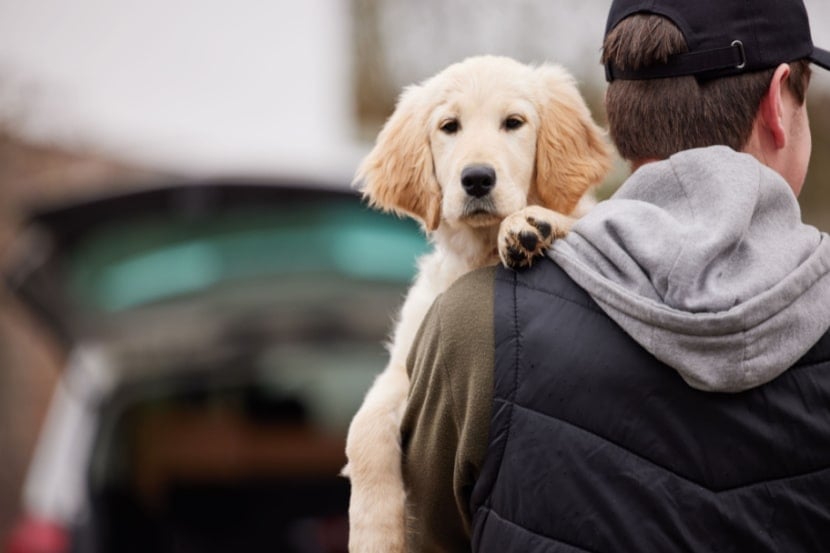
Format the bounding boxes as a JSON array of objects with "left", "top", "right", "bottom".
[{"left": 408, "top": 264, "right": 497, "bottom": 379}]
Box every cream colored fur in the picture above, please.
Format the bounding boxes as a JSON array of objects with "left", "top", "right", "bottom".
[{"left": 344, "top": 55, "right": 610, "bottom": 552}]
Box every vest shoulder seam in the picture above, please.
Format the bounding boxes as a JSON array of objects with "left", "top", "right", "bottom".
[{"left": 496, "top": 269, "right": 605, "bottom": 316}]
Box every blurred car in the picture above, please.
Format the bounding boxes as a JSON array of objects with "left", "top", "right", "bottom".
[{"left": 2, "top": 180, "right": 427, "bottom": 553}]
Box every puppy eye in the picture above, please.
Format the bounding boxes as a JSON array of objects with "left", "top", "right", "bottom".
[
  {"left": 440, "top": 119, "right": 460, "bottom": 134},
  {"left": 504, "top": 116, "right": 524, "bottom": 131}
]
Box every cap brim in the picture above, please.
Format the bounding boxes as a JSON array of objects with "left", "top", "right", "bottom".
[{"left": 810, "top": 47, "right": 830, "bottom": 71}]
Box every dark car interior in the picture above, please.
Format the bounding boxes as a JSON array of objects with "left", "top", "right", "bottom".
[{"left": 86, "top": 369, "right": 353, "bottom": 553}]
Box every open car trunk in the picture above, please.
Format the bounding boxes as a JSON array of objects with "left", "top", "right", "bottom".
[{"left": 4, "top": 180, "right": 426, "bottom": 553}]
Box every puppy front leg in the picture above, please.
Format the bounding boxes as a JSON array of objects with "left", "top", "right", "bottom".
[
  {"left": 498, "top": 205, "right": 576, "bottom": 269},
  {"left": 345, "top": 362, "right": 409, "bottom": 553}
]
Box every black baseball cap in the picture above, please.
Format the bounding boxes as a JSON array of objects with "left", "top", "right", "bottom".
[{"left": 605, "top": 0, "right": 830, "bottom": 81}]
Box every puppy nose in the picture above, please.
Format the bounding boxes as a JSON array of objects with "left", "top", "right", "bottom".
[{"left": 461, "top": 165, "right": 496, "bottom": 198}]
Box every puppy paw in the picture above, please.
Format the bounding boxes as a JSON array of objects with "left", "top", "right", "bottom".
[{"left": 498, "top": 206, "right": 573, "bottom": 269}]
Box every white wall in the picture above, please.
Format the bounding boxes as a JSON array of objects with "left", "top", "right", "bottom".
[{"left": 0, "top": 0, "right": 362, "bottom": 180}]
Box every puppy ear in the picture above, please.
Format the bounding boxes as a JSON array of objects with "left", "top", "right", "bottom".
[
  {"left": 354, "top": 84, "right": 442, "bottom": 232},
  {"left": 533, "top": 64, "right": 611, "bottom": 214}
]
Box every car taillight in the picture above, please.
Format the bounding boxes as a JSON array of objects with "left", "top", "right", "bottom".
[{"left": 5, "top": 517, "right": 69, "bottom": 553}]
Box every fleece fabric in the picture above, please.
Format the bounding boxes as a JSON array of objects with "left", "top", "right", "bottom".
[{"left": 551, "top": 145, "right": 830, "bottom": 391}]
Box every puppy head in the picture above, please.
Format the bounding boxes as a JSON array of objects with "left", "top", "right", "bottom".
[
  {"left": 428, "top": 56, "right": 540, "bottom": 230},
  {"left": 355, "top": 56, "right": 611, "bottom": 232},
  {"left": 356, "top": 56, "right": 539, "bottom": 233},
  {"left": 354, "top": 82, "right": 442, "bottom": 232},
  {"left": 531, "top": 64, "right": 611, "bottom": 214}
]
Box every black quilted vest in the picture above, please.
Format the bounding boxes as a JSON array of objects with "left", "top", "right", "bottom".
[{"left": 471, "top": 258, "right": 830, "bottom": 552}]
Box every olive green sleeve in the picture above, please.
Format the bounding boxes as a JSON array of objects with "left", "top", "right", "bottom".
[{"left": 400, "top": 266, "right": 496, "bottom": 552}]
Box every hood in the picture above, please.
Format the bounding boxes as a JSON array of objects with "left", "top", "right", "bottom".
[{"left": 550, "top": 146, "right": 830, "bottom": 392}]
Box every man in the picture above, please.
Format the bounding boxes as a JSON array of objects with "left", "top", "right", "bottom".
[{"left": 400, "top": 0, "right": 830, "bottom": 551}]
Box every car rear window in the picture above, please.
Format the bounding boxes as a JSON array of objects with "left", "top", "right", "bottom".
[{"left": 67, "top": 201, "right": 426, "bottom": 312}]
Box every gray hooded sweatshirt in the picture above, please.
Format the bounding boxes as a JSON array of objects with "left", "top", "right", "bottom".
[{"left": 550, "top": 146, "right": 830, "bottom": 392}]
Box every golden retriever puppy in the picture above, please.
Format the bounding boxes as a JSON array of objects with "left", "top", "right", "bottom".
[{"left": 344, "top": 55, "right": 610, "bottom": 552}]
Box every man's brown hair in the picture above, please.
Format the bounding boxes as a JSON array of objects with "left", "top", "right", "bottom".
[{"left": 603, "top": 14, "right": 811, "bottom": 162}]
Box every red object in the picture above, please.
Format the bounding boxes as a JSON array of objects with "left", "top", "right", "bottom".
[{"left": 5, "top": 517, "right": 69, "bottom": 553}]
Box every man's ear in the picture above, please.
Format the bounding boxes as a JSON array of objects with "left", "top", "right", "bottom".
[{"left": 759, "top": 63, "right": 792, "bottom": 150}]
